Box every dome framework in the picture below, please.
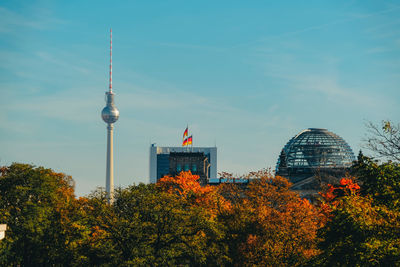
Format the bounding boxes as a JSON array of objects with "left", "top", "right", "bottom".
[{"left": 276, "top": 128, "right": 355, "bottom": 184}]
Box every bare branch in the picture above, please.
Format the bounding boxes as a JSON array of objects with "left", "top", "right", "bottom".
[{"left": 364, "top": 120, "right": 400, "bottom": 162}]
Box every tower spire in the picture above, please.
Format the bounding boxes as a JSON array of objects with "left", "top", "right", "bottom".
[{"left": 109, "top": 28, "right": 112, "bottom": 92}]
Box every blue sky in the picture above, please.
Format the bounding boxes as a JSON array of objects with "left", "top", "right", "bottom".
[{"left": 1, "top": 1, "right": 399, "bottom": 196}]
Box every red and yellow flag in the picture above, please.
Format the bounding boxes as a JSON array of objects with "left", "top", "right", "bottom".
[
  {"left": 183, "top": 127, "right": 188, "bottom": 139},
  {"left": 182, "top": 138, "right": 188, "bottom": 147},
  {"left": 187, "top": 135, "right": 193, "bottom": 145}
]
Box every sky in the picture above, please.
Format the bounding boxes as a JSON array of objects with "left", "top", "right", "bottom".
[{"left": 1, "top": 1, "right": 399, "bottom": 196}]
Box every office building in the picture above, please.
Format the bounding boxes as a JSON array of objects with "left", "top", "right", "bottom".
[{"left": 149, "top": 145, "right": 217, "bottom": 183}]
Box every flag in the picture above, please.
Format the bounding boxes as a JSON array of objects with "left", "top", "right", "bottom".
[
  {"left": 182, "top": 138, "right": 188, "bottom": 147},
  {"left": 183, "top": 127, "right": 188, "bottom": 139},
  {"left": 187, "top": 135, "right": 193, "bottom": 145}
]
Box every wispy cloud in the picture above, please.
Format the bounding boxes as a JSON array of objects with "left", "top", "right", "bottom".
[
  {"left": 154, "top": 42, "right": 225, "bottom": 52},
  {"left": 259, "top": 52, "right": 385, "bottom": 109},
  {"left": 345, "top": 4, "right": 400, "bottom": 19},
  {"left": 365, "top": 47, "right": 391, "bottom": 54},
  {"left": 0, "top": 7, "right": 42, "bottom": 32},
  {"left": 234, "top": 5, "right": 400, "bottom": 49},
  {"left": 36, "top": 51, "right": 92, "bottom": 75},
  {"left": 364, "top": 18, "right": 400, "bottom": 34},
  {"left": 272, "top": 70, "right": 382, "bottom": 108},
  {"left": 291, "top": 74, "right": 378, "bottom": 106},
  {"left": 2, "top": 90, "right": 100, "bottom": 123},
  {"left": 0, "top": 6, "right": 66, "bottom": 33}
]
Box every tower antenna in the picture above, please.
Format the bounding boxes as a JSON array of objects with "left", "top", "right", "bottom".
[{"left": 109, "top": 28, "right": 112, "bottom": 92}]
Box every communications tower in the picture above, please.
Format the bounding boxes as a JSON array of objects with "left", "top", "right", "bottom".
[{"left": 101, "top": 29, "right": 119, "bottom": 204}]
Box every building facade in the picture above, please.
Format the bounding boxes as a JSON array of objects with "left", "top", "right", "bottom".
[
  {"left": 169, "top": 152, "right": 210, "bottom": 185},
  {"left": 149, "top": 145, "right": 217, "bottom": 183}
]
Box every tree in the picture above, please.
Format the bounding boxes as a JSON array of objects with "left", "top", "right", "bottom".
[
  {"left": 0, "top": 163, "right": 90, "bottom": 266},
  {"left": 74, "top": 189, "right": 119, "bottom": 266},
  {"left": 96, "top": 182, "right": 229, "bottom": 266},
  {"left": 365, "top": 120, "right": 400, "bottom": 162},
  {"left": 216, "top": 171, "right": 324, "bottom": 267},
  {"left": 353, "top": 155, "right": 400, "bottom": 211},
  {"left": 158, "top": 171, "right": 231, "bottom": 217},
  {"left": 315, "top": 161, "right": 400, "bottom": 266},
  {"left": 158, "top": 171, "right": 214, "bottom": 204},
  {"left": 316, "top": 189, "right": 400, "bottom": 266}
]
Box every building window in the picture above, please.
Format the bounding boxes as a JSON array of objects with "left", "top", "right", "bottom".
[
  {"left": 177, "top": 164, "right": 182, "bottom": 172},
  {"left": 192, "top": 164, "right": 197, "bottom": 172},
  {"left": 184, "top": 164, "right": 189, "bottom": 171}
]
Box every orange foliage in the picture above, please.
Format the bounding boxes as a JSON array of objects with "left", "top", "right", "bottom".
[
  {"left": 318, "top": 177, "right": 362, "bottom": 224},
  {"left": 218, "top": 173, "right": 325, "bottom": 265},
  {"left": 157, "top": 171, "right": 326, "bottom": 265},
  {"left": 157, "top": 171, "right": 231, "bottom": 215},
  {"left": 158, "top": 171, "right": 212, "bottom": 197},
  {"left": 321, "top": 177, "right": 361, "bottom": 203},
  {"left": 340, "top": 178, "right": 361, "bottom": 191}
]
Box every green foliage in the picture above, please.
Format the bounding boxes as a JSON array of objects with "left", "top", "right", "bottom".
[
  {"left": 72, "top": 190, "right": 119, "bottom": 266},
  {"left": 103, "top": 184, "right": 228, "bottom": 266},
  {"left": 314, "top": 157, "right": 400, "bottom": 266},
  {"left": 353, "top": 155, "right": 400, "bottom": 210},
  {"left": 0, "top": 163, "right": 87, "bottom": 266},
  {"left": 315, "top": 195, "right": 400, "bottom": 266}
]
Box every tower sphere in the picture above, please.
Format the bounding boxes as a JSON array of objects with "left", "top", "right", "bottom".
[
  {"left": 101, "top": 105, "right": 119, "bottom": 124},
  {"left": 101, "top": 92, "right": 119, "bottom": 124},
  {"left": 276, "top": 128, "right": 355, "bottom": 184}
]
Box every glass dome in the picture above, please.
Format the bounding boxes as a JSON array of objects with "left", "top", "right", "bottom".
[{"left": 276, "top": 128, "right": 355, "bottom": 183}]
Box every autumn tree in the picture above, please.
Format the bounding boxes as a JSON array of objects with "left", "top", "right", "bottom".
[
  {"left": 91, "top": 182, "right": 230, "bottom": 266},
  {"left": 315, "top": 122, "right": 400, "bottom": 265},
  {"left": 216, "top": 171, "right": 324, "bottom": 267},
  {"left": 74, "top": 189, "right": 119, "bottom": 266},
  {"left": 0, "top": 163, "right": 90, "bottom": 266},
  {"left": 158, "top": 171, "right": 231, "bottom": 217},
  {"left": 315, "top": 159, "right": 400, "bottom": 266},
  {"left": 353, "top": 154, "right": 400, "bottom": 211}
]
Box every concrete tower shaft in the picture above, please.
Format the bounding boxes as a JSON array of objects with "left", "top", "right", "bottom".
[{"left": 105, "top": 124, "right": 114, "bottom": 204}]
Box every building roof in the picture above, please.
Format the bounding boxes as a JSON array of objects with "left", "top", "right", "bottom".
[{"left": 276, "top": 128, "right": 355, "bottom": 183}]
